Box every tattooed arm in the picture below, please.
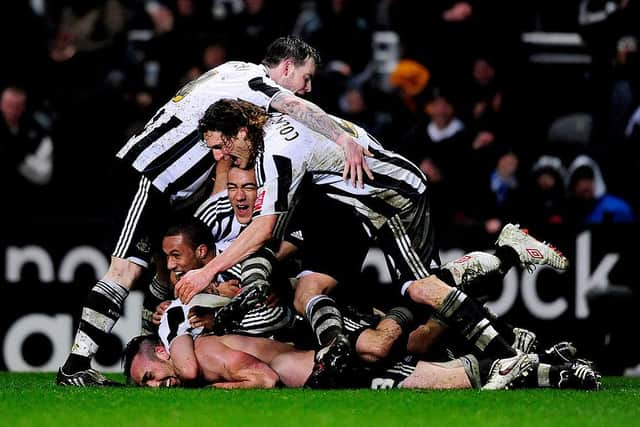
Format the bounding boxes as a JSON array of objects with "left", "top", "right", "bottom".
[{"left": 270, "top": 91, "right": 373, "bottom": 187}]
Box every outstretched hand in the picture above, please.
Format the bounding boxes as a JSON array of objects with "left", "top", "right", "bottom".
[
  {"left": 337, "top": 134, "right": 373, "bottom": 188},
  {"left": 174, "top": 268, "right": 213, "bottom": 304}
]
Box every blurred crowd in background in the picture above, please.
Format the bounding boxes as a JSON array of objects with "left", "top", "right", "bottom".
[{"left": 2, "top": 0, "right": 640, "bottom": 235}]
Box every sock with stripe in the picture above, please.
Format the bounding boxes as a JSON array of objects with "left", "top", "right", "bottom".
[
  {"left": 436, "top": 289, "right": 516, "bottom": 359},
  {"left": 514, "top": 355, "right": 567, "bottom": 388},
  {"left": 141, "top": 275, "right": 173, "bottom": 335},
  {"left": 240, "top": 247, "right": 275, "bottom": 293},
  {"left": 62, "top": 280, "right": 129, "bottom": 373},
  {"left": 305, "top": 295, "right": 344, "bottom": 347}
]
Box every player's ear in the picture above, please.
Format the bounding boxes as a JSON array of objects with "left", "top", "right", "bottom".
[
  {"left": 196, "top": 244, "right": 207, "bottom": 259},
  {"left": 283, "top": 58, "right": 294, "bottom": 76},
  {"left": 155, "top": 344, "right": 170, "bottom": 361}
]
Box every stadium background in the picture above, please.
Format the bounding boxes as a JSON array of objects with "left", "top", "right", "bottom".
[{"left": 1, "top": 0, "right": 639, "bottom": 376}]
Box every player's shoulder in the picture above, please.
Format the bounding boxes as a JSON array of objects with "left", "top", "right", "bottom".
[{"left": 216, "top": 61, "right": 264, "bottom": 77}]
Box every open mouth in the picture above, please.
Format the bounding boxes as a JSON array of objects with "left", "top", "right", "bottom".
[
  {"left": 234, "top": 204, "right": 250, "bottom": 216},
  {"left": 163, "top": 377, "right": 179, "bottom": 388}
]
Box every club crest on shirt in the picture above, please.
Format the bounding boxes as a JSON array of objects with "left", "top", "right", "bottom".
[{"left": 136, "top": 237, "right": 152, "bottom": 254}]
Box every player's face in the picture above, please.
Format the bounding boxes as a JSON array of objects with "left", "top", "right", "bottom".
[
  {"left": 130, "top": 348, "right": 181, "bottom": 388},
  {"left": 227, "top": 168, "right": 258, "bottom": 224},
  {"left": 162, "top": 234, "right": 206, "bottom": 285},
  {"left": 203, "top": 129, "right": 254, "bottom": 169},
  {"left": 278, "top": 58, "right": 316, "bottom": 95}
]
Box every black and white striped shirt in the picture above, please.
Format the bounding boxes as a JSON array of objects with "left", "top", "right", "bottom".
[
  {"left": 255, "top": 114, "right": 428, "bottom": 235},
  {"left": 116, "top": 62, "right": 288, "bottom": 203},
  {"left": 192, "top": 189, "right": 293, "bottom": 335}
]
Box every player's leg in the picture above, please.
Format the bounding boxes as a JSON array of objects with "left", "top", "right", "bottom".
[
  {"left": 293, "top": 193, "right": 372, "bottom": 385},
  {"left": 406, "top": 281, "right": 518, "bottom": 358},
  {"left": 296, "top": 272, "right": 352, "bottom": 377},
  {"left": 57, "top": 174, "right": 171, "bottom": 386},
  {"left": 141, "top": 258, "right": 174, "bottom": 335},
  {"left": 400, "top": 359, "right": 473, "bottom": 390},
  {"left": 57, "top": 257, "right": 142, "bottom": 386},
  {"left": 379, "top": 207, "right": 518, "bottom": 359},
  {"left": 354, "top": 307, "right": 414, "bottom": 363}
]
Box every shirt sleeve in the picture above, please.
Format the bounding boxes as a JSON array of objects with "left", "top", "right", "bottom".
[{"left": 257, "top": 149, "right": 307, "bottom": 217}]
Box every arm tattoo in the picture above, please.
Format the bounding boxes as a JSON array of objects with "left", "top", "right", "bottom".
[{"left": 273, "top": 93, "right": 344, "bottom": 141}]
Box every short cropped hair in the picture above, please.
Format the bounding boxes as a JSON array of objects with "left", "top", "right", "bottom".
[
  {"left": 262, "top": 36, "right": 321, "bottom": 68},
  {"left": 122, "top": 334, "right": 161, "bottom": 385},
  {"left": 165, "top": 217, "right": 215, "bottom": 250}
]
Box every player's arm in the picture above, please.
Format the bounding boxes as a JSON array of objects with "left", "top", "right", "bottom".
[
  {"left": 168, "top": 335, "right": 199, "bottom": 382},
  {"left": 211, "top": 156, "right": 233, "bottom": 195},
  {"left": 175, "top": 214, "right": 278, "bottom": 303},
  {"left": 195, "top": 337, "right": 279, "bottom": 389},
  {"left": 270, "top": 92, "right": 373, "bottom": 187}
]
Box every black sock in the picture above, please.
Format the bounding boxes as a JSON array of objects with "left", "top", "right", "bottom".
[
  {"left": 494, "top": 245, "right": 520, "bottom": 274},
  {"left": 478, "top": 357, "right": 496, "bottom": 386},
  {"left": 519, "top": 360, "right": 568, "bottom": 388},
  {"left": 63, "top": 280, "right": 129, "bottom": 373},
  {"left": 306, "top": 295, "right": 344, "bottom": 347},
  {"left": 382, "top": 306, "right": 415, "bottom": 331},
  {"left": 437, "top": 289, "right": 516, "bottom": 358},
  {"left": 141, "top": 276, "right": 172, "bottom": 335}
]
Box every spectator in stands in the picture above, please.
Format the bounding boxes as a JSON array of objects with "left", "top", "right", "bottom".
[
  {"left": 293, "top": 0, "right": 373, "bottom": 76},
  {"left": 566, "top": 154, "right": 636, "bottom": 224},
  {"left": 227, "top": 0, "right": 298, "bottom": 64},
  {"left": 578, "top": 0, "right": 640, "bottom": 145},
  {"left": 521, "top": 155, "right": 569, "bottom": 227},
  {"left": 487, "top": 151, "right": 524, "bottom": 228},
  {"left": 0, "top": 85, "right": 54, "bottom": 217}
]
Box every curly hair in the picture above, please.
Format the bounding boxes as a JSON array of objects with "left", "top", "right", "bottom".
[{"left": 198, "top": 99, "right": 269, "bottom": 158}]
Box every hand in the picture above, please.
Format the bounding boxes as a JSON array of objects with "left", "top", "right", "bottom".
[
  {"left": 337, "top": 134, "right": 374, "bottom": 188},
  {"left": 188, "top": 310, "right": 214, "bottom": 330},
  {"left": 175, "top": 267, "right": 215, "bottom": 304},
  {"left": 152, "top": 300, "right": 171, "bottom": 325},
  {"left": 216, "top": 279, "right": 241, "bottom": 298},
  {"left": 472, "top": 131, "right": 495, "bottom": 150}
]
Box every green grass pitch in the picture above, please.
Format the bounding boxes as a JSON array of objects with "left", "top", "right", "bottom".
[{"left": 2, "top": 373, "right": 640, "bottom": 427}]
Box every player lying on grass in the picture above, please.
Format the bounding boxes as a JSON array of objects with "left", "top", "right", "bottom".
[
  {"left": 127, "top": 222, "right": 598, "bottom": 389},
  {"left": 123, "top": 317, "right": 601, "bottom": 391}
]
